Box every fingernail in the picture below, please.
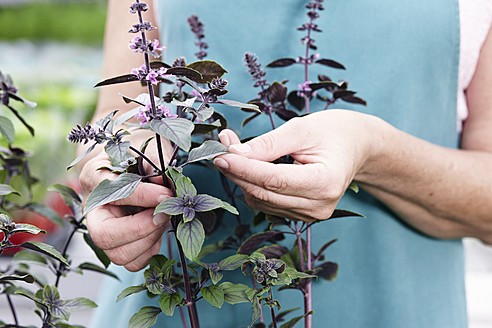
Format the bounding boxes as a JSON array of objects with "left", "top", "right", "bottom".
[
  {"left": 230, "top": 143, "right": 251, "bottom": 154},
  {"left": 153, "top": 213, "right": 168, "bottom": 226},
  {"left": 218, "top": 131, "right": 231, "bottom": 147},
  {"left": 213, "top": 158, "right": 229, "bottom": 170},
  {"left": 158, "top": 195, "right": 168, "bottom": 203}
]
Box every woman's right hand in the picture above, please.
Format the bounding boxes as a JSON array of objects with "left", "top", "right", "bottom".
[{"left": 80, "top": 150, "right": 173, "bottom": 272}]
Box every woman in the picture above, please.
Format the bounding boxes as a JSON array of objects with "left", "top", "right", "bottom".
[{"left": 81, "top": 0, "right": 492, "bottom": 326}]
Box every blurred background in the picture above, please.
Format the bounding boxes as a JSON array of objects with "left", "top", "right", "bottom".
[{"left": 0, "top": 0, "right": 490, "bottom": 327}]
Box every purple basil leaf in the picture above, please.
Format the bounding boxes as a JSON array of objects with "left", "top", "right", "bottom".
[
  {"left": 333, "top": 90, "right": 356, "bottom": 99},
  {"left": 266, "top": 58, "right": 297, "bottom": 68},
  {"left": 309, "top": 81, "right": 340, "bottom": 92},
  {"left": 287, "top": 91, "right": 305, "bottom": 111},
  {"left": 150, "top": 117, "right": 195, "bottom": 152},
  {"left": 328, "top": 209, "right": 365, "bottom": 220},
  {"left": 166, "top": 66, "right": 203, "bottom": 81},
  {"left": 342, "top": 95, "right": 367, "bottom": 106},
  {"left": 193, "top": 194, "right": 224, "bottom": 212},
  {"left": 267, "top": 82, "right": 288, "bottom": 103},
  {"left": 238, "top": 231, "right": 284, "bottom": 255},
  {"left": 187, "top": 60, "right": 227, "bottom": 83},
  {"left": 316, "top": 261, "right": 339, "bottom": 280},
  {"left": 316, "top": 239, "right": 338, "bottom": 259},
  {"left": 154, "top": 197, "right": 185, "bottom": 216},
  {"left": 94, "top": 74, "right": 139, "bottom": 87},
  {"left": 84, "top": 173, "right": 142, "bottom": 215},
  {"left": 275, "top": 108, "right": 299, "bottom": 122},
  {"left": 242, "top": 112, "right": 261, "bottom": 127},
  {"left": 185, "top": 140, "right": 228, "bottom": 166},
  {"left": 257, "top": 244, "right": 289, "bottom": 259},
  {"left": 315, "top": 58, "right": 346, "bottom": 69},
  {"left": 183, "top": 206, "right": 196, "bottom": 222}
]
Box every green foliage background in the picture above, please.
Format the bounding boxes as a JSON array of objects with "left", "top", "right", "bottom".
[{"left": 0, "top": 0, "right": 107, "bottom": 201}]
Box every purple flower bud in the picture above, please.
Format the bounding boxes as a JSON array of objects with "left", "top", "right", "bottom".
[{"left": 129, "top": 2, "right": 148, "bottom": 14}]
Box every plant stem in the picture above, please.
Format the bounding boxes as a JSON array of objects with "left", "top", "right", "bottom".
[
  {"left": 268, "top": 288, "right": 278, "bottom": 328},
  {"left": 129, "top": 145, "right": 161, "bottom": 173},
  {"left": 6, "top": 293, "right": 19, "bottom": 326},
  {"left": 304, "top": 226, "right": 313, "bottom": 328},
  {"left": 55, "top": 225, "right": 78, "bottom": 287},
  {"left": 295, "top": 222, "right": 306, "bottom": 271},
  {"left": 172, "top": 218, "right": 200, "bottom": 328}
]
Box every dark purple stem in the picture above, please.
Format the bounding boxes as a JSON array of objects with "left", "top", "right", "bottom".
[
  {"left": 6, "top": 293, "right": 18, "bottom": 326},
  {"left": 268, "top": 288, "right": 278, "bottom": 328}
]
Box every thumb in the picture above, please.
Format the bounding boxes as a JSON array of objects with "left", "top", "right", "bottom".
[{"left": 229, "top": 120, "right": 304, "bottom": 162}]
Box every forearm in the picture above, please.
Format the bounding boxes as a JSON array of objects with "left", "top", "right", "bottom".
[{"left": 355, "top": 119, "right": 492, "bottom": 242}]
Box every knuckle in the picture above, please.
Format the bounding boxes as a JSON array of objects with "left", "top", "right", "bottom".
[
  {"left": 250, "top": 134, "right": 276, "bottom": 156},
  {"left": 106, "top": 248, "right": 131, "bottom": 266},
  {"left": 262, "top": 172, "right": 288, "bottom": 193}
]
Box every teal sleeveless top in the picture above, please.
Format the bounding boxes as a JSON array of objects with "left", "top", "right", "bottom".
[{"left": 92, "top": 1, "right": 466, "bottom": 327}]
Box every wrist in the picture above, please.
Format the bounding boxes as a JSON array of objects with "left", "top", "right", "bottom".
[{"left": 353, "top": 113, "right": 392, "bottom": 185}]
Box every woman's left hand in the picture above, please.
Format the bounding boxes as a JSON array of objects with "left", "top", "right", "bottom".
[{"left": 213, "top": 110, "right": 380, "bottom": 222}]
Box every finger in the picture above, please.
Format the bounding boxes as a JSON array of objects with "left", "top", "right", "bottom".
[
  {"left": 221, "top": 166, "right": 331, "bottom": 222},
  {"left": 218, "top": 129, "right": 241, "bottom": 147},
  {"left": 123, "top": 238, "right": 163, "bottom": 272},
  {"left": 87, "top": 206, "right": 169, "bottom": 250},
  {"left": 228, "top": 118, "right": 311, "bottom": 162},
  {"left": 110, "top": 181, "right": 173, "bottom": 208},
  {"left": 215, "top": 153, "right": 340, "bottom": 199},
  {"left": 105, "top": 228, "right": 165, "bottom": 266}
]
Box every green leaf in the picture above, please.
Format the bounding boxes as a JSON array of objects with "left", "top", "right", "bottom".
[
  {"left": 348, "top": 182, "right": 359, "bottom": 193},
  {"left": 192, "top": 120, "right": 221, "bottom": 135},
  {"left": 279, "top": 311, "right": 314, "bottom": 328},
  {"left": 176, "top": 219, "right": 205, "bottom": 260},
  {"left": 154, "top": 197, "right": 184, "bottom": 216},
  {"left": 185, "top": 140, "right": 228, "bottom": 166},
  {"left": 25, "top": 203, "right": 64, "bottom": 227},
  {"left": 105, "top": 140, "right": 132, "bottom": 167},
  {"left": 0, "top": 115, "right": 15, "bottom": 144},
  {"left": 220, "top": 282, "right": 255, "bottom": 305},
  {"left": 128, "top": 306, "right": 161, "bottom": 328},
  {"left": 150, "top": 118, "right": 195, "bottom": 152},
  {"left": 11, "top": 223, "right": 45, "bottom": 235},
  {"left": 64, "top": 297, "right": 98, "bottom": 310},
  {"left": 221, "top": 200, "right": 239, "bottom": 215},
  {"left": 116, "top": 285, "right": 147, "bottom": 303},
  {"left": 175, "top": 176, "right": 197, "bottom": 198},
  {"left": 209, "top": 269, "right": 223, "bottom": 285},
  {"left": 21, "top": 241, "right": 69, "bottom": 266},
  {"left": 84, "top": 173, "right": 142, "bottom": 215},
  {"left": 0, "top": 273, "right": 35, "bottom": 284},
  {"left": 218, "top": 254, "right": 248, "bottom": 271},
  {"left": 158, "top": 293, "right": 183, "bottom": 316},
  {"left": 48, "top": 183, "right": 82, "bottom": 205},
  {"left": 187, "top": 60, "right": 227, "bottom": 83},
  {"left": 84, "top": 233, "right": 111, "bottom": 268},
  {"left": 218, "top": 99, "right": 260, "bottom": 112},
  {"left": 78, "top": 262, "right": 119, "bottom": 280},
  {"left": 13, "top": 250, "right": 48, "bottom": 265},
  {"left": 67, "top": 142, "right": 96, "bottom": 170},
  {"left": 201, "top": 285, "right": 224, "bottom": 309},
  {"left": 0, "top": 184, "right": 19, "bottom": 196}
]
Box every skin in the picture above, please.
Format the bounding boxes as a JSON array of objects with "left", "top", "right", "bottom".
[{"left": 80, "top": 0, "right": 492, "bottom": 272}]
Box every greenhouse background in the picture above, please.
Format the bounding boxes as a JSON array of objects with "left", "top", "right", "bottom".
[{"left": 0, "top": 0, "right": 491, "bottom": 327}]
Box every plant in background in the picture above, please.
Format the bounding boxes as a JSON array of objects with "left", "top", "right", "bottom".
[
  {"left": 0, "top": 72, "right": 117, "bottom": 327},
  {"left": 66, "top": 1, "right": 365, "bottom": 328}
]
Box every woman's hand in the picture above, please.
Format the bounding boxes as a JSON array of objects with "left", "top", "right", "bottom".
[
  {"left": 213, "top": 110, "right": 380, "bottom": 222},
  {"left": 80, "top": 149, "right": 173, "bottom": 272}
]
